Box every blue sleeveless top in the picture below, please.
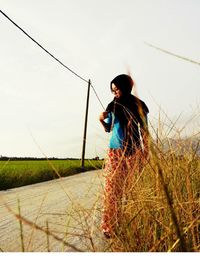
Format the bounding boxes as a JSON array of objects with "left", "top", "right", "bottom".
[{"left": 104, "top": 112, "right": 124, "bottom": 149}]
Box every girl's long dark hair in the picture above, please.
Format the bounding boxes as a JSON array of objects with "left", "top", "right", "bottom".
[
  {"left": 110, "top": 74, "right": 134, "bottom": 95},
  {"left": 107, "top": 74, "right": 149, "bottom": 155}
]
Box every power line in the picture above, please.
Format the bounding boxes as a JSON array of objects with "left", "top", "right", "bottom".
[
  {"left": 91, "top": 84, "right": 105, "bottom": 110},
  {"left": 145, "top": 42, "right": 200, "bottom": 66},
  {"left": 1, "top": 9, "right": 106, "bottom": 109},
  {"left": 0, "top": 9, "right": 89, "bottom": 83},
  {"left": 0, "top": 9, "right": 106, "bottom": 109},
  {"left": 1, "top": 8, "right": 106, "bottom": 166},
  {"left": 0, "top": 9, "right": 105, "bottom": 110}
]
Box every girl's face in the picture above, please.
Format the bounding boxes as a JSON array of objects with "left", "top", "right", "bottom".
[{"left": 111, "top": 83, "right": 122, "bottom": 99}]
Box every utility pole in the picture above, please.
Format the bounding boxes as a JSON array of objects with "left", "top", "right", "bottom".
[{"left": 81, "top": 79, "right": 91, "bottom": 170}]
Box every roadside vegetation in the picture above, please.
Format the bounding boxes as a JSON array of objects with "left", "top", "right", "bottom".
[
  {"left": 0, "top": 159, "right": 103, "bottom": 190},
  {"left": 0, "top": 113, "right": 199, "bottom": 252},
  {"left": 107, "top": 135, "right": 200, "bottom": 252},
  {"left": 103, "top": 111, "right": 200, "bottom": 252}
]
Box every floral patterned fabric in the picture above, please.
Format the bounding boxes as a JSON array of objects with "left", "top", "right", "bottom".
[{"left": 101, "top": 148, "right": 137, "bottom": 235}]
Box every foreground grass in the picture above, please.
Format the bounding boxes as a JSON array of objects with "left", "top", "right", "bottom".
[
  {"left": 0, "top": 136, "right": 200, "bottom": 252},
  {"left": 0, "top": 159, "right": 103, "bottom": 190},
  {"left": 1, "top": 115, "right": 199, "bottom": 252},
  {"left": 2, "top": 136, "right": 199, "bottom": 252},
  {"left": 108, "top": 138, "right": 200, "bottom": 252}
]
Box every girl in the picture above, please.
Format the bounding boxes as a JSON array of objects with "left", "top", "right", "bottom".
[{"left": 99, "top": 74, "right": 149, "bottom": 238}]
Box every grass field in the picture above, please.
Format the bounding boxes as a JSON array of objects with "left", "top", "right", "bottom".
[
  {"left": 0, "top": 159, "right": 103, "bottom": 190},
  {"left": 0, "top": 114, "right": 199, "bottom": 252},
  {"left": 2, "top": 135, "right": 199, "bottom": 252}
]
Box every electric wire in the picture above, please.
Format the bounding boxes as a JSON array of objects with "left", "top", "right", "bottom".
[
  {"left": 90, "top": 84, "right": 105, "bottom": 110},
  {"left": 0, "top": 9, "right": 105, "bottom": 109},
  {"left": 0, "top": 9, "right": 88, "bottom": 83}
]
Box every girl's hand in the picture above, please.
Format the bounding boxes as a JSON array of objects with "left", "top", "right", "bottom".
[{"left": 99, "top": 111, "right": 109, "bottom": 122}]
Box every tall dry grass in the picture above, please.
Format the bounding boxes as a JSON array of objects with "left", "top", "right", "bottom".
[
  {"left": 1, "top": 112, "right": 199, "bottom": 252},
  {"left": 104, "top": 111, "right": 200, "bottom": 252}
]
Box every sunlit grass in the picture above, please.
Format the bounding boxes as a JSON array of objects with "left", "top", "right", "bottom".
[
  {"left": 0, "top": 159, "right": 103, "bottom": 190},
  {"left": 105, "top": 111, "right": 200, "bottom": 252},
  {"left": 0, "top": 112, "right": 199, "bottom": 252}
]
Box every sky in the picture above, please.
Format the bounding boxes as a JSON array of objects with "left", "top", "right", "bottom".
[{"left": 0, "top": 0, "right": 200, "bottom": 158}]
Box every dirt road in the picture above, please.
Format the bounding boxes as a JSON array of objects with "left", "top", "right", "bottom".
[{"left": 0, "top": 170, "right": 109, "bottom": 252}]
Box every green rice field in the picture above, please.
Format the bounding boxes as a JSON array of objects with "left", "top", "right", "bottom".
[{"left": 0, "top": 159, "right": 103, "bottom": 190}]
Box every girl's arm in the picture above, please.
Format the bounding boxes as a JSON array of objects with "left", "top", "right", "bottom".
[{"left": 99, "top": 111, "right": 112, "bottom": 132}]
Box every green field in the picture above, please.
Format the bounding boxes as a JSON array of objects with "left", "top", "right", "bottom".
[{"left": 0, "top": 159, "right": 103, "bottom": 190}]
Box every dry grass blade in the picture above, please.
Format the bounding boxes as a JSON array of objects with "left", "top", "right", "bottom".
[
  {"left": 145, "top": 42, "right": 200, "bottom": 66},
  {"left": 168, "top": 214, "right": 200, "bottom": 252},
  {"left": 27, "top": 191, "right": 49, "bottom": 251},
  {"left": 156, "top": 165, "right": 187, "bottom": 251},
  {"left": 46, "top": 221, "right": 50, "bottom": 252},
  {"left": 3, "top": 201, "right": 84, "bottom": 252},
  {"left": 17, "top": 199, "right": 25, "bottom": 252}
]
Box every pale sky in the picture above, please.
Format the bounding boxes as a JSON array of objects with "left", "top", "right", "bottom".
[{"left": 0, "top": 0, "right": 200, "bottom": 158}]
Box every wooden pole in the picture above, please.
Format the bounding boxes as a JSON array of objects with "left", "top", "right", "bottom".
[{"left": 81, "top": 79, "right": 91, "bottom": 170}]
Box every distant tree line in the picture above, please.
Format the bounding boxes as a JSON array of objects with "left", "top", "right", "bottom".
[
  {"left": 0, "top": 156, "right": 80, "bottom": 161},
  {"left": 0, "top": 156, "right": 102, "bottom": 161}
]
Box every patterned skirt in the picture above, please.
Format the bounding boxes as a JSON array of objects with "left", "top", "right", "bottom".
[{"left": 101, "top": 148, "right": 137, "bottom": 235}]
